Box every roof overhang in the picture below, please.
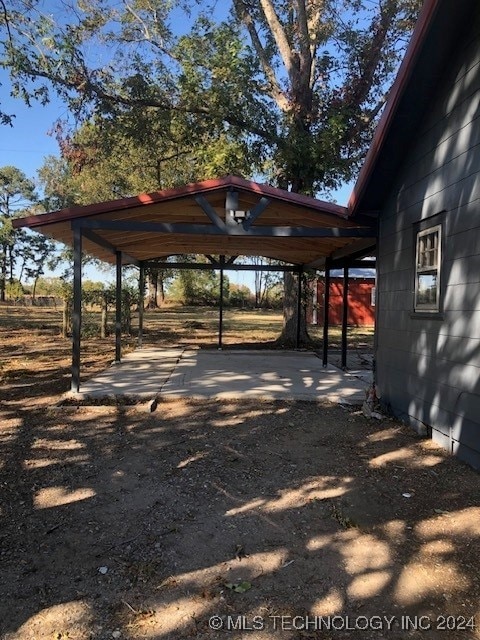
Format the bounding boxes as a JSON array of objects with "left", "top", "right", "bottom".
[
  {"left": 348, "top": 0, "right": 478, "bottom": 215},
  {"left": 15, "top": 175, "right": 376, "bottom": 267}
]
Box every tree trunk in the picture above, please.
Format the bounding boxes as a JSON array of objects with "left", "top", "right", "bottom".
[
  {"left": 156, "top": 273, "right": 165, "bottom": 306},
  {"left": 122, "top": 305, "right": 132, "bottom": 335},
  {"left": 32, "top": 274, "right": 39, "bottom": 304},
  {"left": 147, "top": 271, "right": 159, "bottom": 308},
  {"left": 0, "top": 244, "right": 6, "bottom": 302},
  {"left": 254, "top": 270, "right": 262, "bottom": 307},
  {"left": 276, "top": 272, "right": 310, "bottom": 346},
  {"left": 8, "top": 245, "right": 14, "bottom": 284},
  {"left": 62, "top": 299, "right": 71, "bottom": 338}
]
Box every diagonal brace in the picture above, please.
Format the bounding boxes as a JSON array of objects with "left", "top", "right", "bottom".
[
  {"left": 80, "top": 227, "right": 139, "bottom": 266},
  {"left": 195, "top": 195, "right": 228, "bottom": 232},
  {"left": 243, "top": 197, "right": 270, "bottom": 230}
]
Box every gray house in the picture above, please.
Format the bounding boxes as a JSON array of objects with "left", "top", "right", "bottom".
[{"left": 349, "top": 0, "right": 480, "bottom": 468}]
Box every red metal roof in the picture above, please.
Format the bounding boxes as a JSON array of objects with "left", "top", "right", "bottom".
[
  {"left": 14, "top": 174, "right": 367, "bottom": 266},
  {"left": 16, "top": 175, "right": 348, "bottom": 230}
]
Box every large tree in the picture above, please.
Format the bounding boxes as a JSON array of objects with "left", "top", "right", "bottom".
[
  {"left": 0, "top": 165, "right": 37, "bottom": 301},
  {"left": 1, "top": 0, "right": 421, "bottom": 338}
]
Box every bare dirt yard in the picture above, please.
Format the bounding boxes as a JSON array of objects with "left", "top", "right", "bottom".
[{"left": 1, "top": 305, "right": 479, "bottom": 640}]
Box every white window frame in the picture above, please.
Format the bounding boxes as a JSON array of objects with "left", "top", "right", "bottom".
[{"left": 414, "top": 224, "right": 441, "bottom": 312}]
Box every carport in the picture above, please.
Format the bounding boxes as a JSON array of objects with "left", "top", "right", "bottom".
[{"left": 14, "top": 175, "right": 376, "bottom": 393}]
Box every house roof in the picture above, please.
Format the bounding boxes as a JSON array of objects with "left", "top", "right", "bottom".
[
  {"left": 349, "top": 0, "right": 478, "bottom": 215},
  {"left": 14, "top": 175, "right": 374, "bottom": 267}
]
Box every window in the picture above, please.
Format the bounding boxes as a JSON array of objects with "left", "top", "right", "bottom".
[
  {"left": 371, "top": 286, "right": 376, "bottom": 307},
  {"left": 415, "top": 224, "right": 441, "bottom": 311}
]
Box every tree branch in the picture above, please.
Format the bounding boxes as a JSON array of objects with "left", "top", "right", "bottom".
[
  {"left": 0, "top": 0, "right": 13, "bottom": 48},
  {"left": 342, "top": 0, "right": 398, "bottom": 111},
  {"left": 23, "top": 61, "right": 282, "bottom": 147},
  {"left": 259, "top": 0, "right": 296, "bottom": 85},
  {"left": 232, "top": 0, "right": 289, "bottom": 112},
  {"left": 294, "top": 0, "right": 315, "bottom": 95}
]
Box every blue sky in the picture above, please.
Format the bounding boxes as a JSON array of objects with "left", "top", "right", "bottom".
[{"left": 0, "top": 72, "right": 64, "bottom": 178}]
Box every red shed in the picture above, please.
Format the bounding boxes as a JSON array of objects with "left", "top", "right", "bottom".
[{"left": 310, "top": 276, "right": 376, "bottom": 327}]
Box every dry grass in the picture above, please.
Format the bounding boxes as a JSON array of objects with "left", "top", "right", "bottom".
[
  {"left": 143, "top": 305, "right": 374, "bottom": 350},
  {"left": 0, "top": 304, "right": 374, "bottom": 399}
]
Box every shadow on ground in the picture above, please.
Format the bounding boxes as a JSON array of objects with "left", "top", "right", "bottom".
[{"left": 0, "top": 398, "right": 479, "bottom": 640}]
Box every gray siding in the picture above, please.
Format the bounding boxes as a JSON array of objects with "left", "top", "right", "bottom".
[{"left": 376, "top": 14, "right": 480, "bottom": 469}]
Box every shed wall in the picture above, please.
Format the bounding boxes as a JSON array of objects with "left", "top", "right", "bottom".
[
  {"left": 376, "top": 12, "right": 480, "bottom": 468},
  {"left": 313, "top": 278, "right": 375, "bottom": 327}
]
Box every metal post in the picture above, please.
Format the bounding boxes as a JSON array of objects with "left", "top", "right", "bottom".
[
  {"left": 341, "top": 263, "right": 349, "bottom": 369},
  {"left": 71, "top": 226, "right": 82, "bottom": 392},
  {"left": 138, "top": 262, "right": 145, "bottom": 348},
  {"left": 218, "top": 255, "right": 225, "bottom": 350},
  {"left": 322, "top": 260, "right": 331, "bottom": 367},
  {"left": 115, "top": 251, "right": 122, "bottom": 363},
  {"left": 295, "top": 268, "right": 302, "bottom": 349}
]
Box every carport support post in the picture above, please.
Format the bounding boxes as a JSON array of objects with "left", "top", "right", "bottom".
[
  {"left": 341, "top": 263, "right": 349, "bottom": 369},
  {"left": 138, "top": 262, "right": 145, "bottom": 347},
  {"left": 296, "top": 267, "right": 303, "bottom": 349},
  {"left": 322, "top": 260, "right": 331, "bottom": 367},
  {"left": 218, "top": 255, "right": 225, "bottom": 350},
  {"left": 71, "top": 226, "right": 82, "bottom": 393},
  {"left": 115, "top": 251, "right": 122, "bottom": 363}
]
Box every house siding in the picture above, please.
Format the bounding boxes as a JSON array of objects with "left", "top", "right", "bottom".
[{"left": 376, "top": 12, "right": 480, "bottom": 468}]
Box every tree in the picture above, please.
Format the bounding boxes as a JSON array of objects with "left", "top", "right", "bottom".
[
  {"left": 38, "top": 108, "right": 257, "bottom": 308},
  {"left": 249, "top": 256, "right": 282, "bottom": 308},
  {"left": 1, "top": 1, "right": 420, "bottom": 189},
  {"left": 229, "top": 282, "right": 254, "bottom": 308},
  {"left": 21, "top": 233, "right": 57, "bottom": 302},
  {"left": 1, "top": 0, "right": 421, "bottom": 339},
  {"left": 39, "top": 112, "right": 257, "bottom": 206},
  {"left": 0, "top": 166, "right": 36, "bottom": 301},
  {"left": 168, "top": 261, "right": 229, "bottom": 307}
]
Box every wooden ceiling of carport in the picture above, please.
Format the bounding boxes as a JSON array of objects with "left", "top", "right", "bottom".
[{"left": 14, "top": 175, "right": 375, "bottom": 266}]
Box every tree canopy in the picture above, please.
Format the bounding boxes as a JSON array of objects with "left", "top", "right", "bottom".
[
  {"left": 1, "top": 0, "right": 422, "bottom": 196},
  {"left": 1, "top": 0, "right": 422, "bottom": 342}
]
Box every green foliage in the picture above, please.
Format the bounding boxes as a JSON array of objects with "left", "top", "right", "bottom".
[
  {"left": 34, "top": 276, "right": 68, "bottom": 298},
  {"left": 1, "top": 1, "right": 421, "bottom": 195},
  {"left": 168, "top": 267, "right": 229, "bottom": 306},
  {"left": 38, "top": 155, "right": 78, "bottom": 210},
  {"left": 19, "top": 231, "right": 57, "bottom": 299},
  {"left": 82, "top": 280, "right": 107, "bottom": 306},
  {"left": 0, "top": 166, "right": 36, "bottom": 211},
  {"left": 229, "top": 283, "right": 254, "bottom": 308},
  {"left": 5, "top": 278, "right": 24, "bottom": 301},
  {"left": 83, "top": 281, "right": 139, "bottom": 334}
]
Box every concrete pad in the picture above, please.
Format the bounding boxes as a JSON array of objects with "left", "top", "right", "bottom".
[
  {"left": 77, "top": 347, "right": 369, "bottom": 404},
  {"left": 78, "top": 347, "right": 185, "bottom": 398},
  {"left": 161, "top": 349, "right": 368, "bottom": 404}
]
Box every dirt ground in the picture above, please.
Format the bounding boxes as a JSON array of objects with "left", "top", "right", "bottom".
[{"left": 1, "top": 306, "right": 479, "bottom": 640}]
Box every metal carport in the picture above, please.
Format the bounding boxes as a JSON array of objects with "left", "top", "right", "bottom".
[{"left": 14, "top": 175, "right": 376, "bottom": 392}]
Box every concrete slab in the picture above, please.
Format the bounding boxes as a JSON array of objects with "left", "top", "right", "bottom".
[
  {"left": 77, "top": 347, "right": 369, "bottom": 404},
  {"left": 78, "top": 347, "right": 185, "bottom": 398},
  {"left": 161, "top": 349, "right": 368, "bottom": 404}
]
